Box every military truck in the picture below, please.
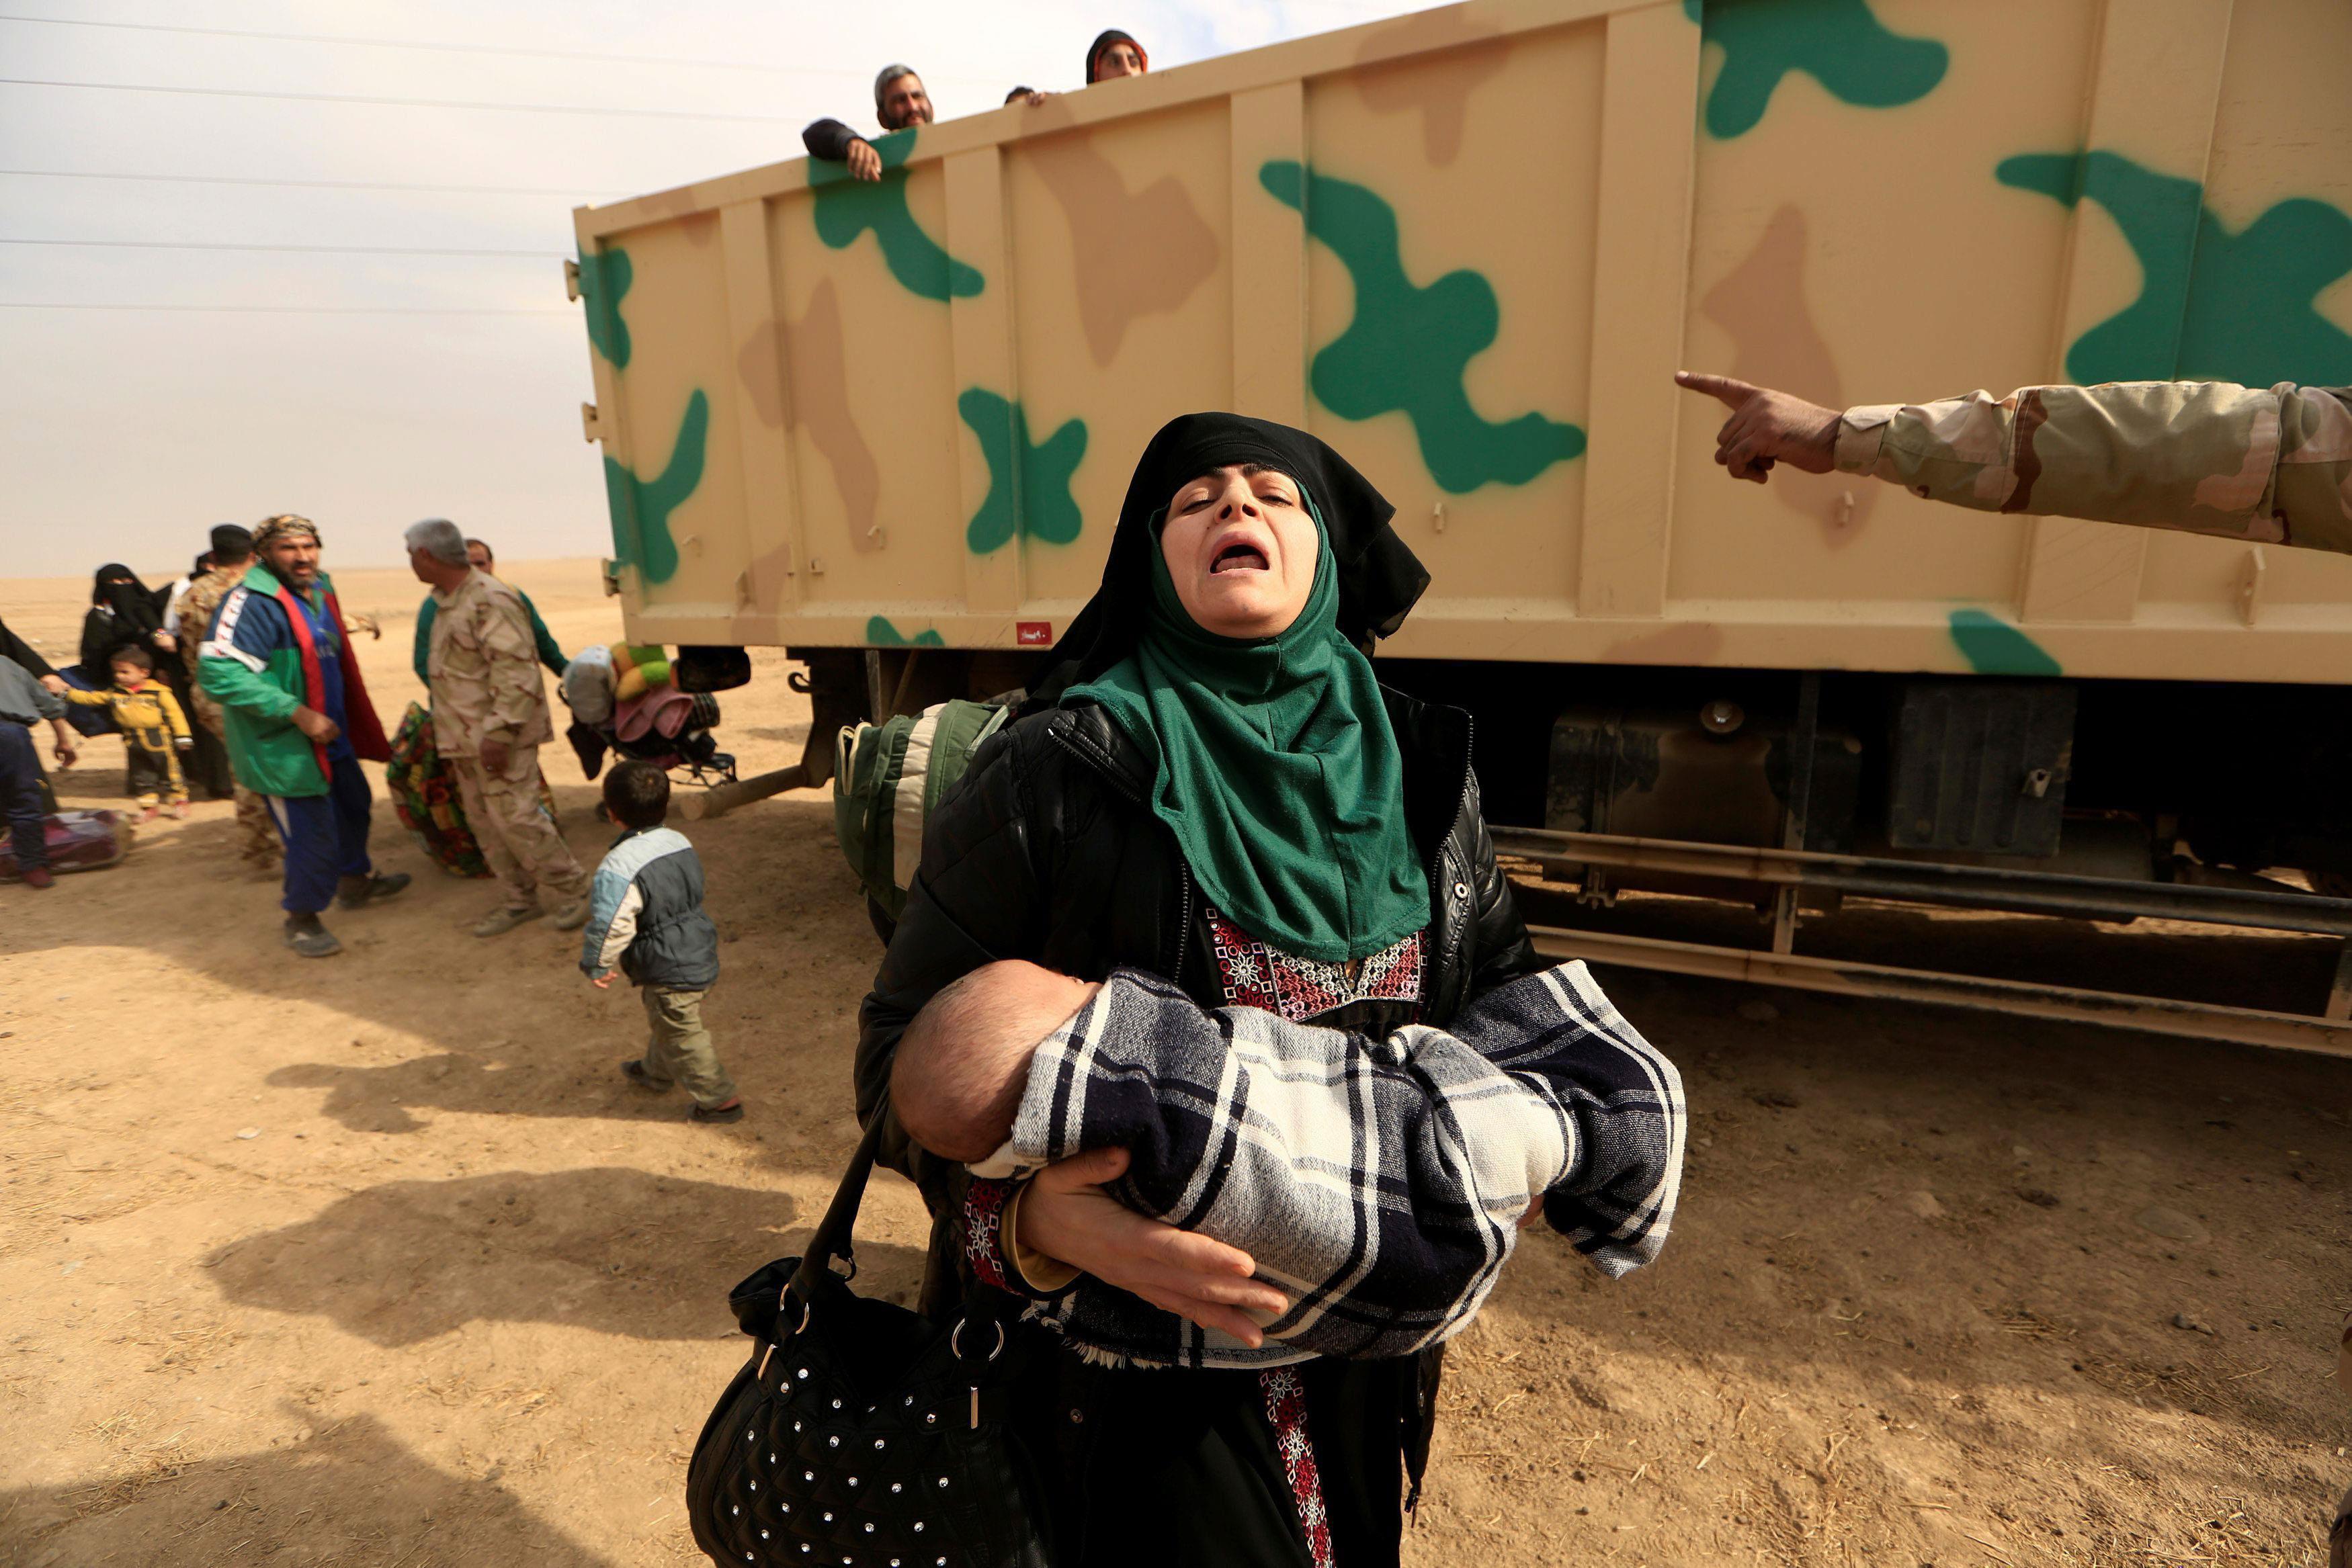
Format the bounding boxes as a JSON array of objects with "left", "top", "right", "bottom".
[{"left": 569, "top": 0, "right": 2352, "bottom": 1051}]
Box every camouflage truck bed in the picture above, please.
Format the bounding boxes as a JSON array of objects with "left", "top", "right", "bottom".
[{"left": 570, "top": 0, "right": 2352, "bottom": 687}]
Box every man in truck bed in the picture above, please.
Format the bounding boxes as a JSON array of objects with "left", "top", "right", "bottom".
[
  {"left": 1677, "top": 372, "right": 2352, "bottom": 554},
  {"left": 802, "top": 64, "right": 931, "bottom": 183}
]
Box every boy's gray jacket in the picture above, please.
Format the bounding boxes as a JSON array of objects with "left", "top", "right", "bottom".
[
  {"left": 974, "top": 959, "right": 1684, "bottom": 1370},
  {"left": 581, "top": 826, "right": 720, "bottom": 988}
]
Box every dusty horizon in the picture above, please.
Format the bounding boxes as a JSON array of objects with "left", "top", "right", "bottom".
[{"left": 0, "top": 0, "right": 1409, "bottom": 578}]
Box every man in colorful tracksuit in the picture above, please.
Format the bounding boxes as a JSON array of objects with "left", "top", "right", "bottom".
[{"left": 200, "top": 515, "right": 411, "bottom": 957}]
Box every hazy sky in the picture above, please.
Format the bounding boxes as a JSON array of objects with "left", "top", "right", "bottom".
[{"left": 2, "top": 0, "right": 1429, "bottom": 579}]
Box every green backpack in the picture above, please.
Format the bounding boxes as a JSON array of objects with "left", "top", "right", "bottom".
[{"left": 833, "top": 699, "right": 1011, "bottom": 932}]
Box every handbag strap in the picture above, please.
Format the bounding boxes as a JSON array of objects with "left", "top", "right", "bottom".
[
  {"left": 788, "top": 1114, "right": 888, "bottom": 1307},
  {"left": 783, "top": 1115, "right": 1029, "bottom": 1343}
]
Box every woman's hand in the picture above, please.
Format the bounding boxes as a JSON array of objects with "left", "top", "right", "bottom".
[{"left": 1016, "top": 1147, "right": 1290, "bottom": 1346}]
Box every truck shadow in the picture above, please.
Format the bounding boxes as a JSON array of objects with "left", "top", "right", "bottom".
[
  {"left": 0, "top": 1410, "right": 615, "bottom": 1568},
  {"left": 1469, "top": 960, "right": 2348, "bottom": 1508},
  {"left": 196, "top": 1167, "right": 925, "bottom": 1347}
]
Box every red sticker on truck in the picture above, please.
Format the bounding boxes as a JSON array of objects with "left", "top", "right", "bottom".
[{"left": 1016, "top": 621, "right": 1053, "bottom": 646}]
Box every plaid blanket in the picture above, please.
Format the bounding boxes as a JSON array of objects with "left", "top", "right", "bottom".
[{"left": 973, "top": 960, "right": 1684, "bottom": 1369}]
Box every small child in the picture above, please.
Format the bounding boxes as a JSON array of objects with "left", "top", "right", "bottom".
[
  {"left": 63, "top": 646, "right": 192, "bottom": 820},
  {"left": 580, "top": 761, "right": 741, "bottom": 1123},
  {"left": 892, "top": 960, "right": 1101, "bottom": 1161}
]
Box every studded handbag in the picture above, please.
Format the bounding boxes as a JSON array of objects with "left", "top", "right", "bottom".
[{"left": 686, "top": 1118, "right": 1048, "bottom": 1568}]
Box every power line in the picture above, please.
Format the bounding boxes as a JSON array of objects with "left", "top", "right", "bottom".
[
  {"left": 1, "top": 238, "right": 562, "bottom": 257},
  {"left": 1, "top": 167, "right": 630, "bottom": 198},
  {"left": 0, "top": 12, "right": 1000, "bottom": 84},
  {"left": 0, "top": 75, "right": 804, "bottom": 123},
  {"left": 0, "top": 302, "right": 573, "bottom": 314}
]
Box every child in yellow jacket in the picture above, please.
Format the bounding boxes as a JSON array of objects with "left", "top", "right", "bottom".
[{"left": 65, "top": 646, "right": 192, "bottom": 818}]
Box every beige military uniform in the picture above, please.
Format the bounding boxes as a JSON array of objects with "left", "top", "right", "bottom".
[
  {"left": 427, "top": 570, "right": 584, "bottom": 912},
  {"left": 177, "top": 562, "right": 279, "bottom": 871},
  {"left": 1849, "top": 383, "right": 2352, "bottom": 1568},
  {"left": 1836, "top": 380, "right": 2352, "bottom": 554}
]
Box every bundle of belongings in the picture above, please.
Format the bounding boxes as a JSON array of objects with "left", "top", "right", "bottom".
[
  {"left": 384, "top": 701, "right": 560, "bottom": 878},
  {"left": 559, "top": 643, "right": 731, "bottom": 783},
  {"left": 971, "top": 959, "right": 1685, "bottom": 1369},
  {"left": 0, "top": 809, "right": 133, "bottom": 880}
]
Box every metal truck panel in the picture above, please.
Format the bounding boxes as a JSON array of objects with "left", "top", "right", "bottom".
[{"left": 573, "top": 0, "right": 2352, "bottom": 685}]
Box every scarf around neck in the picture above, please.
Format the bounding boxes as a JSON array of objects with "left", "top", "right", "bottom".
[{"left": 1065, "top": 503, "right": 1430, "bottom": 963}]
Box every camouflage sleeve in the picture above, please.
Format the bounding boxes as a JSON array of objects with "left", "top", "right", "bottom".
[
  {"left": 477, "top": 595, "right": 542, "bottom": 744},
  {"left": 1834, "top": 381, "right": 2352, "bottom": 555}
]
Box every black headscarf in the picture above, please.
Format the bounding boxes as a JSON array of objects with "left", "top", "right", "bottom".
[
  {"left": 91, "top": 564, "right": 156, "bottom": 617},
  {"left": 1032, "top": 411, "right": 1429, "bottom": 706},
  {"left": 0, "top": 615, "right": 55, "bottom": 681},
  {"left": 1085, "top": 28, "right": 1147, "bottom": 81},
  {"left": 83, "top": 564, "right": 163, "bottom": 670}
]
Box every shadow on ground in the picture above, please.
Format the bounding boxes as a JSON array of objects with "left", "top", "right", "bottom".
[
  {"left": 1474, "top": 959, "right": 2351, "bottom": 1467},
  {"left": 266, "top": 1052, "right": 756, "bottom": 1134},
  {"left": 202, "top": 1167, "right": 922, "bottom": 1346},
  {"left": 0, "top": 1411, "right": 611, "bottom": 1568}
]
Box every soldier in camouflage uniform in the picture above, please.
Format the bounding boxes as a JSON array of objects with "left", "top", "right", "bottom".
[
  {"left": 405, "top": 518, "right": 590, "bottom": 937},
  {"left": 1689, "top": 368, "right": 2352, "bottom": 1565},
  {"left": 177, "top": 524, "right": 280, "bottom": 873},
  {"left": 1678, "top": 372, "right": 2352, "bottom": 552}
]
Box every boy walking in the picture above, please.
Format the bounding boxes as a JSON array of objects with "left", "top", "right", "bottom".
[
  {"left": 62, "top": 645, "right": 193, "bottom": 820},
  {"left": 580, "top": 762, "right": 742, "bottom": 1123}
]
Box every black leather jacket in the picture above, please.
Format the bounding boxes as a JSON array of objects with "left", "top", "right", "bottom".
[
  {"left": 853, "top": 686, "right": 1538, "bottom": 1513},
  {"left": 856, "top": 685, "right": 1540, "bottom": 1201}
]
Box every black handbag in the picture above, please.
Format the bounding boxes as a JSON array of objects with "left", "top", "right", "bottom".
[{"left": 686, "top": 1118, "right": 1048, "bottom": 1568}]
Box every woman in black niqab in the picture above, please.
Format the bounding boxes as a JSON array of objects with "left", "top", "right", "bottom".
[
  {"left": 80, "top": 564, "right": 165, "bottom": 674},
  {"left": 71, "top": 563, "right": 185, "bottom": 744}
]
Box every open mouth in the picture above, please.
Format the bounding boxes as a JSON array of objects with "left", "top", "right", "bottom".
[{"left": 1210, "top": 541, "right": 1269, "bottom": 575}]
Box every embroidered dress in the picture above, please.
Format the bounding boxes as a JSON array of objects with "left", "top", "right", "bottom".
[
  {"left": 968, "top": 908, "right": 1433, "bottom": 1561},
  {"left": 962, "top": 1174, "right": 1016, "bottom": 1293},
  {"left": 1207, "top": 902, "right": 1423, "bottom": 1022},
  {"left": 1212, "top": 908, "right": 1422, "bottom": 1567},
  {"left": 1261, "top": 1366, "right": 1335, "bottom": 1568},
  {"left": 1215, "top": 912, "right": 1423, "bottom": 1561}
]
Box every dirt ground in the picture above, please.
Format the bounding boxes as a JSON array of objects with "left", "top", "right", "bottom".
[{"left": 2, "top": 558, "right": 2347, "bottom": 1567}]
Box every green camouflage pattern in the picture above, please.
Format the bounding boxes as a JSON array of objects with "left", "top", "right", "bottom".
[{"left": 573, "top": 0, "right": 2352, "bottom": 688}]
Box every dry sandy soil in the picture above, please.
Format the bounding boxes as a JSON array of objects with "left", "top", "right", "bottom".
[{"left": 1, "top": 558, "right": 2347, "bottom": 1567}]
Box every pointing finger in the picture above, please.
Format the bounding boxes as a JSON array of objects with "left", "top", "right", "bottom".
[{"left": 1677, "top": 369, "right": 1757, "bottom": 411}]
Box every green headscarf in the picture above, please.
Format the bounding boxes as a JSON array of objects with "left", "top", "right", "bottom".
[{"left": 1064, "top": 501, "right": 1431, "bottom": 963}]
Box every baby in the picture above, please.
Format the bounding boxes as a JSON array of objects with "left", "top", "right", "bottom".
[
  {"left": 892, "top": 959, "right": 1100, "bottom": 1163},
  {"left": 893, "top": 957, "right": 1684, "bottom": 1364}
]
